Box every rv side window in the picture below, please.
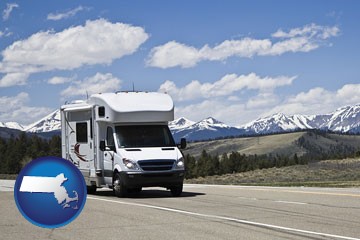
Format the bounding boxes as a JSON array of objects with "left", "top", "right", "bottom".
[
  {"left": 106, "top": 127, "right": 115, "bottom": 147},
  {"left": 98, "top": 106, "right": 105, "bottom": 117},
  {"left": 76, "top": 122, "right": 88, "bottom": 143}
]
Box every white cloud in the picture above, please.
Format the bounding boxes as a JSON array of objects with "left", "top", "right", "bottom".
[
  {"left": 0, "top": 19, "right": 149, "bottom": 87},
  {"left": 61, "top": 72, "right": 121, "bottom": 97},
  {"left": 0, "top": 28, "right": 13, "bottom": 38},
  {"left": 147, "top": 24, "right": 339, "bottom": 68},
  {"left": 200, "top": 38, "right": 272, "bottom": 60},
  {"left": 147, "top": 41, "right": 201, "bottom": 69},
  {"left": 246, "top": 93, "right": 279, "bottom": 109},
  {"left": 47, "top": 76, "right": 73, "bottom": 85},
  {"left": 47, "top": 6, "right": 86, "bottom": 21},
  {"left": 159, "top": 73, "right": 296, "bottom": 101},
  {"left": 2, "top": 3, "right": 19, "bottom": 21},
  {"left": 271, "top": 23, "right": 339, "bottom": 39},
  {"left": 0, "top": 92, "right": 52, "bottom": 125},
  {"left": 264, "top": 84, "right": 360, "bottom": 117},
  {"left": 0, "top": 72, "right": 29, "bottom": 87},
  {"left": 335, "top": 84, "right": 360, "bottom": 103},
  {"left": 175, "top": 100, "right": 243, "bottom": 123}
]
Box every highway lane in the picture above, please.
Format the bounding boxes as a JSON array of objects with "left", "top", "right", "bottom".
[{"left": 1, "top": 182, "right": 359, "bottom": 240}]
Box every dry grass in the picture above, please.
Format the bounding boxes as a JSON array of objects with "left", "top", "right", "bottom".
[
  {"left": 185, "top": 158, "right": 360, "bottom": 187},
  {"left": 0, "top": 174, "right": 17, "bottom": 180}
]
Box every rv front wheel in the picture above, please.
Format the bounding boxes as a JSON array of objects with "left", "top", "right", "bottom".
[
  {"left": 113, "top": 172, "right": 127, "bottom": 197},
  {"left": 170, "top": 185, "right": 183, "bottom": 197}
]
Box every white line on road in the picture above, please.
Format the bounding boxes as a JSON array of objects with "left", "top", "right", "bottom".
[
  {"left": 88, "top": 196, "right": 360, "bottom": 240},
  {"left": 275, "top": 200, "right": 308, "bottom": 205},
  {"left": 237, "top": 196, "right": 258, "bottom": 201},
  {"left": 0, "top": 180, "right": 15, "bottom": 192}
]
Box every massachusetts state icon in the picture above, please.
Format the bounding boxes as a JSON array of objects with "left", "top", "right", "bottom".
[{"left": 14, "top": 156, "right": 87, "bottom": 228}]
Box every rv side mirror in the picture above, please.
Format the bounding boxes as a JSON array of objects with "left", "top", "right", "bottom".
[
  {"left": 99, "top": 140, "right": 106, "bottom": 151},
  {"left": 108, "top": 145, "right": 116, "bottom": 152},
  {"left": 180, "top": 138, "right": 187, "bottom": 149}
]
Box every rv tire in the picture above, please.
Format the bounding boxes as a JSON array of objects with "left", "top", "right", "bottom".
[
  {"left": 87, "top": 185, "right": 97, "bottom": 194},
  {"left": 113, "top": 172, "right": 127, "bottom": 197},
  {"left": 170, "top": 184, "right": 183, "bottom": 197}
]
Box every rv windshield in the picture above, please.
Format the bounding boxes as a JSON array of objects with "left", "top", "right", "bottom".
[{"left": 115, "top": 125, "right": 176, "bottom": 148}]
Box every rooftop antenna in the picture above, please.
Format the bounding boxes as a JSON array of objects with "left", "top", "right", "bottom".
[
  {"left": 132, "top": 82, "right": 135, "bottom": 92},
  {"left": 86, "top": 91, "right": 89, "bottom": 99}
]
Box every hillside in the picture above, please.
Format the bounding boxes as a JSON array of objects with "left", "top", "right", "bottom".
[
  {"left": 183, "top": 131, "right": 360, "bottom": 158},
  {"left": 186, "top": 158, "right": 360, "bottom": 187}
]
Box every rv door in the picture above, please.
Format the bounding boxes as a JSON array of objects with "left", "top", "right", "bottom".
[{"left": 66, "top": 110, "right": 94, "bottom": 178}]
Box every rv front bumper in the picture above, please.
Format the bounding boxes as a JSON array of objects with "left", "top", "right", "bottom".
[{"left": 119, "top": 170, "right": 185, "bottom": 188}]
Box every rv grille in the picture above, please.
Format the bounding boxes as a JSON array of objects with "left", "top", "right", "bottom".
[{"left": 138, "top": 160, "right": 175, "bottom": 171}]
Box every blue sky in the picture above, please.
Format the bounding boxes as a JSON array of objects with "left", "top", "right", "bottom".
[{"left": 0, "top": 0, "right": 359, "bottom": 126}]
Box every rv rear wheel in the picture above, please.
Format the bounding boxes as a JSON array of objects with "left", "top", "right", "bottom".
[
  {"left": 87, "top": 185, "right": 97, "bottom": 195},
  {"left": 113, "top": 172, "right": 127, "bottom": 197}
]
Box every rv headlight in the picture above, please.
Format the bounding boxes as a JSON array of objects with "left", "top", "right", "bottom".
[
  {"left": 123, "top": 158, "right": 139, "bottom": 170},
  {"left": 175, "top": 157, "right": 185, "bottom": 169}
]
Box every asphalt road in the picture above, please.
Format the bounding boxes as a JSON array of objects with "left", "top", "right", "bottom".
[{"left": 1, "top": 180, "right": 360, "bottom": 240}]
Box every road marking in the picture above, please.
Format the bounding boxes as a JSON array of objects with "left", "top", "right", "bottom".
[
  {"left": 88, "top": 196, "right": 360, "bottom": 240},
  {"left": 186, "top": 184, "right": 360, "bottom": 198},
  {"left": 237, "top": 196, "right": 258, "bottom": 201},
  {"left": 253, "top": 188, "right": 360, "bottom": 198},
  {"left": 275, "top": 200, "right": 308, "bottom": 205}
]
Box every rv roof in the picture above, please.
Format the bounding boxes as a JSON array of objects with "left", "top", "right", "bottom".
[
  {"left": 89, "top": 92, "right": 174, "bottom": 112},
  {"left": 61, "top": 101, "right": 91, "bottom": 111}
]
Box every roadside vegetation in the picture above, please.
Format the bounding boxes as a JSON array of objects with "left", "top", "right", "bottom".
[
  {"left": 185, "top": 158, "right": 360, "bottom": 187},
  {"left": 0, "top": 132, "right": 61, "bottom": 175}
]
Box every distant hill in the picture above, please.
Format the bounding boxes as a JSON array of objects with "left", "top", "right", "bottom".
[{"left": 183, "top": 131, "right": 360, "bottom": 158}]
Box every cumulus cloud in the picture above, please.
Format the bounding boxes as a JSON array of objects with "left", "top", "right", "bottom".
[
  {"left": 0, "top": 92, "right": 52, "bottom": 125},
  {"left": 61, "top": 72, "right": 121, "bottom": 97},
  {"left": 175, "top": 100, "right": 244, "bottom": 123},
  {"left": 0, "top": 19, "right": 149, "bottom": 87},
  {"left": 147, "top": 23, "right": 339, "bottom": 68},
  {"left": 47, "top": 76, "right": 73, "bottom": 85},
  {"left": 159, "top": 73, "right": 296, "bottom": 101},
  {"left": 2, "top": 3, "right": 19, "bottom": 21},
  {"left": 47, "top": 6, "right": 87, "bottom": 21},
  {"left": 246, "top": 93, "right": 279, "bottom": 109},
  {"left": 262, "top": 84, "right": 360, "bottom": 118},
  {"left": 147, "top": 41, "right": 201, "bottom": 69},
  {"left": 0, "top": 72, "right": 29, "bottom": 87}
]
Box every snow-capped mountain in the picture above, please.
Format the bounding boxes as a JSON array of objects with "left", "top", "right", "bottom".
[
  {"left": 0, "top": 103, "right": 359, "bottom": 141},
  {"left": 24, "top": 110, "right": 61, "bottom": 133},
  {"left": 168, "top": 117, "right": 195, "bottom": 131},
  {"left": 242, "top": 104, "right": 360, "bottom": 134},
  {"left": 242, "top": 113, "right": 315, "bottom": 134},
  {"left": 171, "top": 117, "right": 244, "bottom": 142},
  {"left": 0, "top": 122, "right": 25, "bottom": 131},
  {"left": 323, "top": 105, "right": 360, "bottom": 132}
]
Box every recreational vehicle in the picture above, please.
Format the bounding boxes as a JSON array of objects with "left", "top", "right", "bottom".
[{"left": 61, "top": 92, "right": 186, "bottom": 197}]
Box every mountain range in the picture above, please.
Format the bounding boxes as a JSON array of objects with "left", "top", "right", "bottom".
[{"left": 1, "top": 104, "right": 359, "bottom": 141}]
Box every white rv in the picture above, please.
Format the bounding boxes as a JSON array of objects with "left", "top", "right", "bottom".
[{"left": 61, "top": 92, "right": 186, "bottom": 197}]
